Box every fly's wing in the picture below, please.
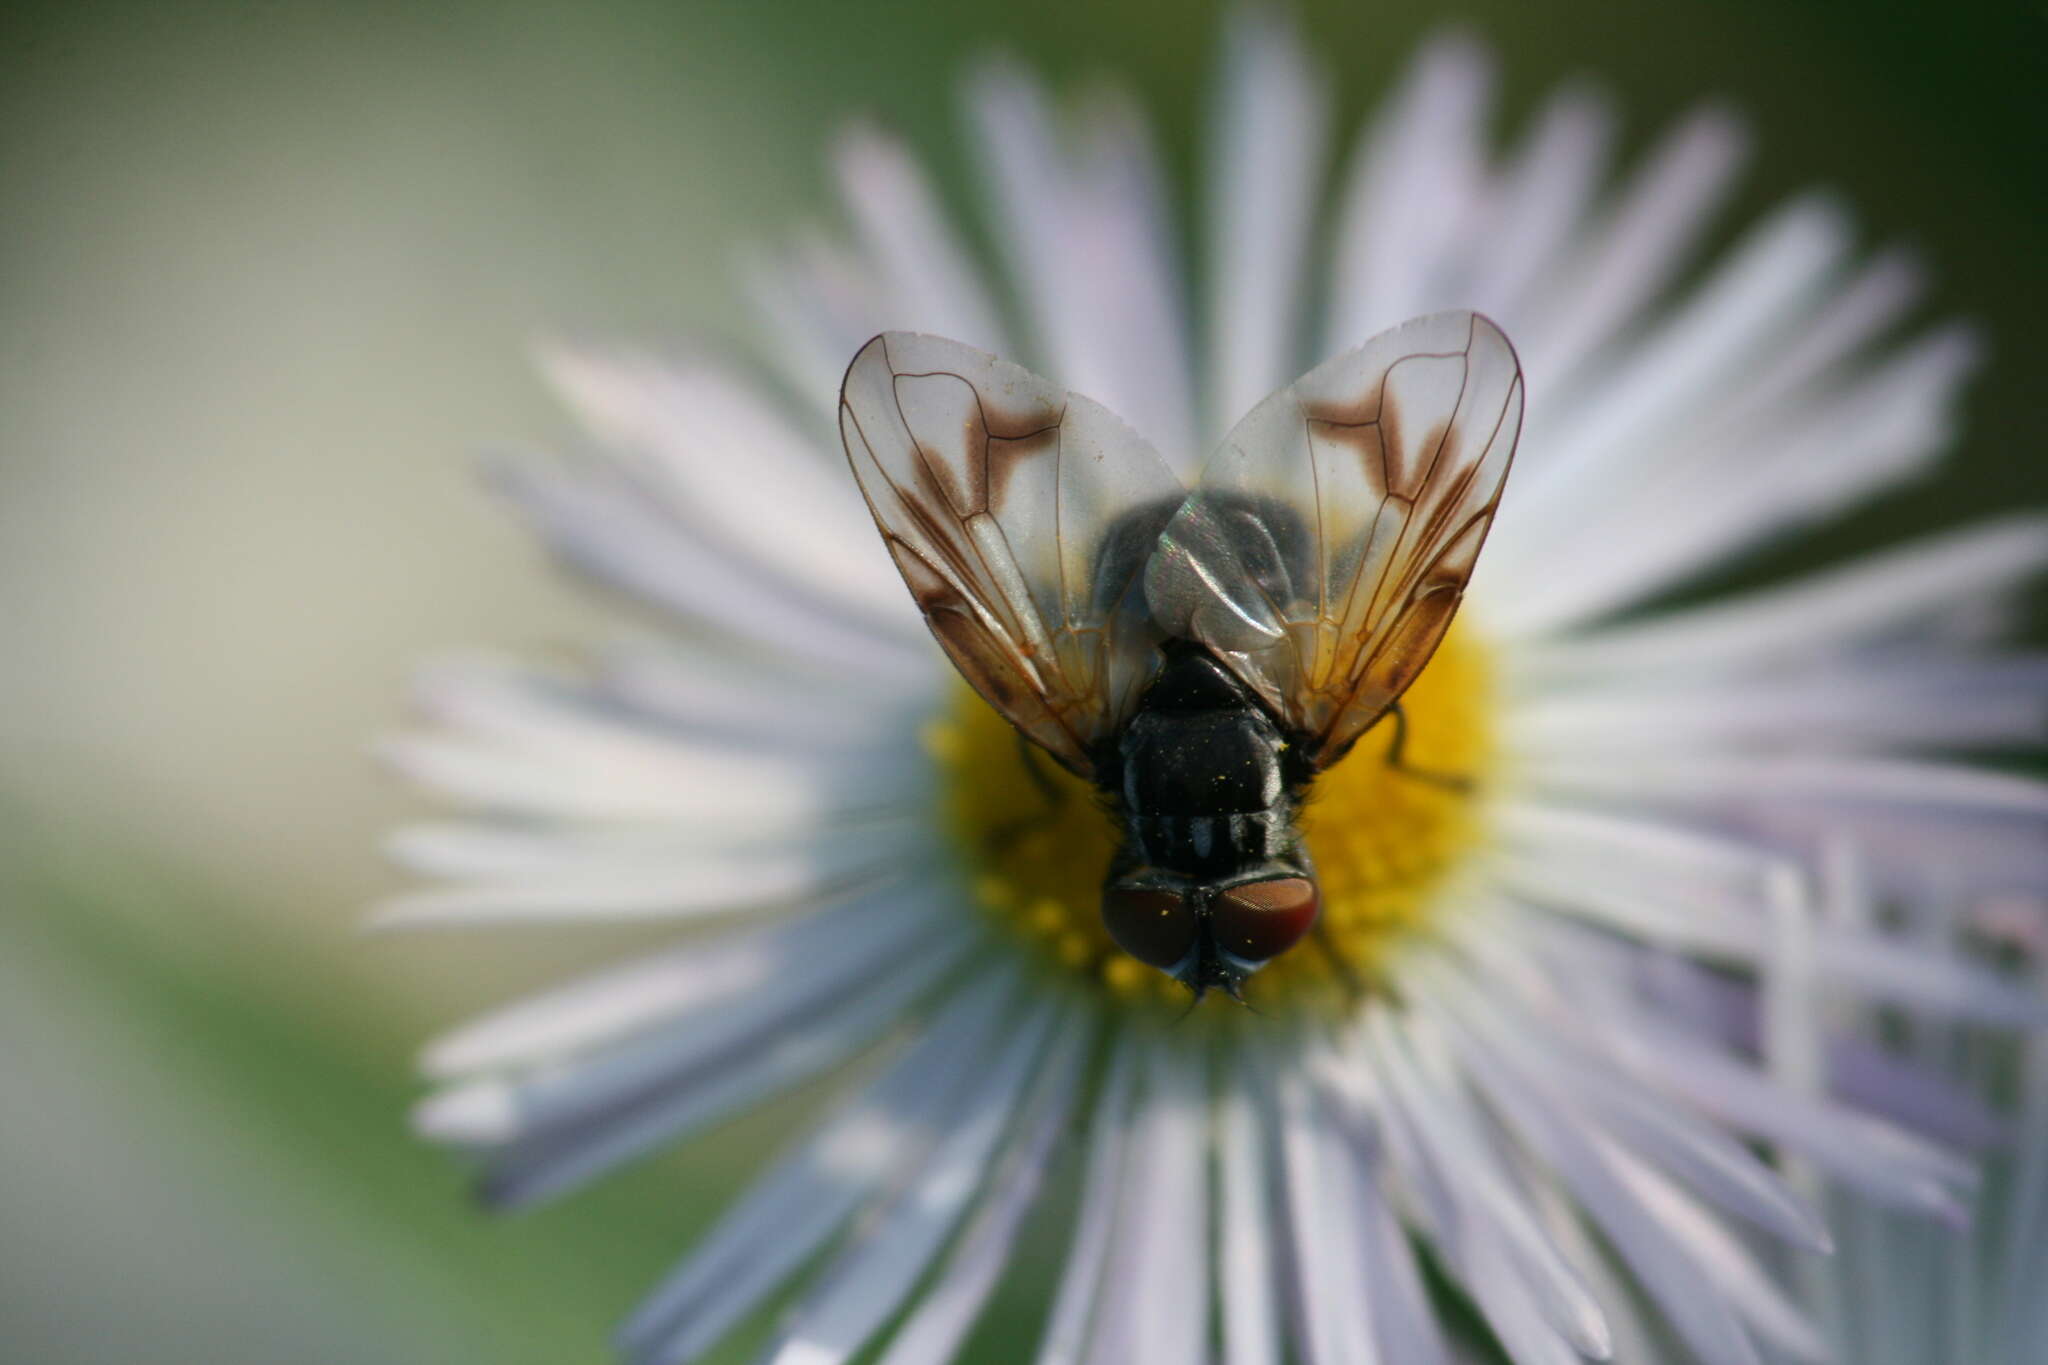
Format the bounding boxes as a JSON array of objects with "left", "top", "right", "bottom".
[
  {"left": 839, "top": 332, "right": 1186, "bottom": 777},
  {"left": 1145, "top": 311, "right": 1523, "bottom": 768}
]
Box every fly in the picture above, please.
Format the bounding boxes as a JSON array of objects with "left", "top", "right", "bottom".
[{"left": 839, "top": 311, "right": 1524, "bottom": 1000}]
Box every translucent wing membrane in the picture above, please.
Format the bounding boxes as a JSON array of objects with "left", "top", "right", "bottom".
[
  {"left": 840, "top": 332, "right": 1186, "bottom": 776},
  {"left": 1146, "top": 311, "right": 1523, "bottom": 767}
]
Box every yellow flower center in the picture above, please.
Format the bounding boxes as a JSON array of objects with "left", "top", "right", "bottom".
[{"left": 925, "top": 626, "right": 1494, "bottom": 1018}]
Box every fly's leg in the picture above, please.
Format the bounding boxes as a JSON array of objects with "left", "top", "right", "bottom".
[
  {"left": 1015, "top": 732, "right": 1065, "bottom": 807},
  {"left": 1312, "top": 918, "right": 1367, "bottom": 1005},
  {"left": 1380, "top": 700, "right": 1472, "bottom": 793},
  {"left": 985, "top": 732, "right": 1070, "bottom": 856}
]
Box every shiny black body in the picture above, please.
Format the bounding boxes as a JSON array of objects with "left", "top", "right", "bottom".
[{"left": 1092, "top": 641, "right": 1317, "bottom": 891}]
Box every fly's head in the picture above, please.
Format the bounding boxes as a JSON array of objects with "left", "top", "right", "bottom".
[{"left": 1100, "top": 869, "right": 1322, "bottom": 1004}]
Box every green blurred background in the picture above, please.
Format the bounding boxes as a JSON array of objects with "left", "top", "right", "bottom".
[{"left": 1, "top": 1, "right": 2041, "bottom": 1360}]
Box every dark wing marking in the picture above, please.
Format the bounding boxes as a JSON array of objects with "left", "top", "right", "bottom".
[
  {"left": 839, "top": 332, "right": 1185, "bottom": 776},
  {"left": 1145, "top": 311, "right": 1523, "bottom": 768}
]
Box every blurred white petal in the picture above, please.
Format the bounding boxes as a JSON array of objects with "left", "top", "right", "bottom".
[
  {"left": 1275, "top": 1064, "right": 1380, "bottom": 1365},
  {"left": 768, "top": 999, "right": 1058, "bottom": 1365},
  {"left": 1324, "top": 33, "right": 1493, "bottom": 351},
  {"left": 1504, "top": 514, "right": 2048, "bottom": 666},
  {"left": 1358, "top": 1012, "right": 1612, "bottom": 1357},
  {"left": 1082, "top": 1042, "right": 1210, "bottom": 1365},
  {"left": 619, "top": 972, "right": 1016, "bottom": 1364},
  {"left": 536, "top": 343, "right": 922, "bottom": 631},
  {"left": 832, "top": 123, "right": 1012, "bottom": 354},
  {"left": 1499, "top": 197, "right": 1854, "bottom": 563},
  {"left": 1204, "top": 3, "right": 1329, "bottom": 435},
  {"left": 1435, "top": 999, "right": 1769, "bottom": 1365},
  {"left": 961, "top": 64, "right": 1195, "bottom": 463},
  {"left": 1511, "top": 103, "right": 1747, "bottom": 399},
  {"left": 1214, "top": 1065, "right": 1281, "bottom": 1365},
  {"left": 878, "top": 1016, "right": 1090, "bottom": 1365},
  {"left": 418, "top": 885, "right": 955, "bottom": 1079},
  {"left": 487, "top": 451, "right": 928, "bottom": 676},
  {"left": 1461, "top": 81, "right": 1616, "bottom": 336},
  {"left": 1035, "top": 1038, "right": 1138, "bottom": 1365}
]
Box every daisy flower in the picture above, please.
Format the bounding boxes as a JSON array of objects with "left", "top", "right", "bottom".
[{"left": 382, "top": 9, "right": 2048, "bottom": 1364}]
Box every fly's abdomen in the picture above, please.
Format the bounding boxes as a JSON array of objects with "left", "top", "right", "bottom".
[{"left": 1119, "top": 708, "right": 1293, "bottom": 876}]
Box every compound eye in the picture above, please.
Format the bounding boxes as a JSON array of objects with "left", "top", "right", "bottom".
[
  {"left": 1101, "top": 886, "right": 1199, "bottom": 971},
  {"left": 1212, "top": 877, "right": 1321, "bottom": 965}
]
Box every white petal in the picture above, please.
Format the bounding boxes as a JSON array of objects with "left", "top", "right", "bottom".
[
  {"left": 1215, "top": 1065, "right": 1281, "bottom": 1365},
  {"left": 416, "top": 899, "right": 931, "bottom": 1079},
  {"left": 407, "top": 650, "right": 858, "bottom": 757},
  {"left": 386, "top": 813, "right": 925, "bottom": 882},
  {"left": 1602, "top": 1011, "right": 1974, "bottom": 1221},
  {"left": 1510, "top": 103, "right": 1747, "bottom": 400},
  {"left": 1379, "top": 1017, "right": 1607, "bottom": 1365},
  {"left": 1494, "top": 799, "right": 1770, "bottom": 906},
  {"left": 1203, "top": 3, "right": 1329, "bottom": 436},
  {"left": 487, "top": 452, "right": 926, "bottom": 677},
  {"left": 461, "top": 928, "right": 976, "bottom": 1209},
  {"left": 1493, "top": 837, "right": 2048, "bottom": 1026},
  {"left": 1355, "top": 1156, "right": 1453, "bottom": 1365},
  {"left": 1990, "top": 959, "right": 2048, "bottom": 1359},
  {"left": 877, "top": 1016, "right": 1091, "bottom": 1365},
  {"left": 1783, "top": 806, "right": 2048, "bottom": 895},
  {"left": 1518, "top": 1167, "right": 1664, "bottom": 1365},
  {"left": 373, "top": 826, "right": 929, "bottom": 930},
  {"left": 1428, "top": 997, "right": 1768, "bottom": 1365},
  {"left": 385, "top": 731, "right": 877, "bottom": 833},
  {"left": 1513, "top": 194, "right": 1852, "bottom": 506},
  {"left": 1724, "top": 244, "right": 1924, "bottom": 418},
  {"left": 384, "top": 653, "right": 929, "bottom": 830},
  {"left": 1491, "top": 849, "right": 1761, "bottom": 959},
  {"left": 831, "top": 123, "right": 1011, "bottom": 354},
  {"left": 962, "top": 64, "right": 1196, "bottom": 461},
  {"left": 475, "top": 939, "right": 969, "bottom": 1213},
  {"left": 619, "top": 972, "right": 1016, "bottom": 1364},
  {"left": 1450, "top": 1240, "right": 1589, "bottom": 1365},
  {"left": 1514, "top": 923, "right": 1985, "bottom": 1211},
  {"left": 1811, "top": 922, "right": 2048, "bottom": 1030},
  {"left": 595, "top": 633, "right": 937, "bottom": 754},
  {"left": 1486, "top": 196, "right": 1855, "bottom": 597},
  {"left": 1506, "top": 514, "right": 2048, "bottom": 673},
  {"left": 415, "top": 900, "right": 966, "bottom": 1186},
  {"left": 1035, "top": 1036, "right": 1139, "bottom": 1365},
  {"left": 1461, "top": 82, "right": 1615, "bottom": 333},
  {"left": 742, "top": 231, "right": 885, "bottom": 418},
  {"left": 1829, "top": 1038, "right": 2008, "bottom": 1152},
  {"left": 1323, "top": 32, "right": 1493, "bottom": 352},
  {"left": 1442, "top": 963, "right": 1832, "bottom": 1253},
  {"left": 1506, "top": 653, "right": 2048, "bottom": 756},
  {"left": 1313, "top": 1029, "right": 1460, "bottom": 1365},
  {"left": 535, "top": 343, "right": 923, "bottom": 634},
  {"left": 1519, "top": 751, "right": 2048, "bottom": 821},
  {"left": 1358, "top": 1011, "right": 1612, "bottom": 1357},
  {"left": 767, "top": 998, "right": 1059, "bottom": 1365},
  {"left": 1274, "top": 1061, "right": 1379, "bottom": 1365},
  {"left": 1067, "top": 86, "right": 1198, "bottom": 461},
  {"left": 1607, "top": 1148, "right": 1829, "bottom": 1361},
  {"left": 1503, "top": 323, "right": 1981, "bottom": 631},
  {"left": 1083, "top": 1042, "right": 1211, "bottom": 1365}
]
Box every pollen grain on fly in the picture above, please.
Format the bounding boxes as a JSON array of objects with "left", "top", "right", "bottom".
[{"left": 936, "top": 626, "right": 1496, "bottom": 1016}]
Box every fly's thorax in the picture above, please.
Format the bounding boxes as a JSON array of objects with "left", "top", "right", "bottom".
[
  {"left": 1118, "top": 710, "right": 1286, "bottom": 814},
  {"left": 1110, "top": 648, "right": 1302, "bottom": 878}
]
